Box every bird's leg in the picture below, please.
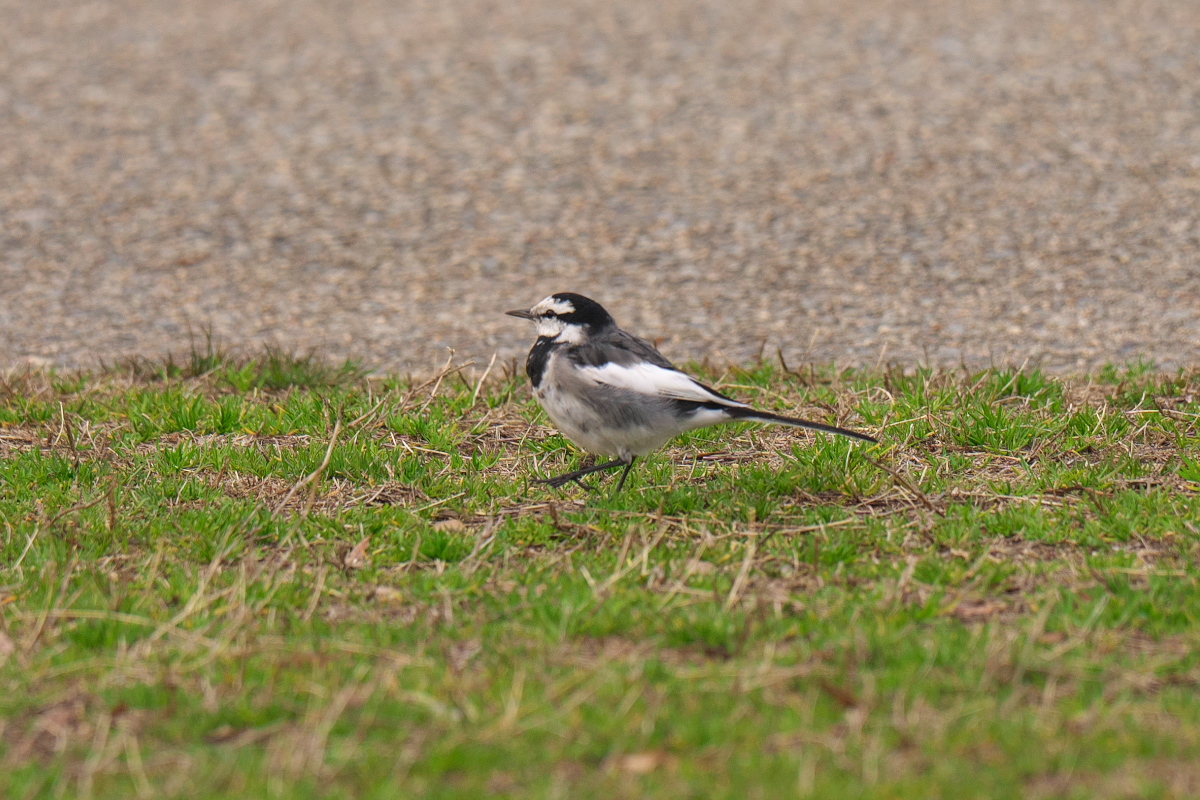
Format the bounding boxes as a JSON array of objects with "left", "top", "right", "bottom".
[
  {"left": 614, "top": 458, "right": 636, "bottom": 493},
  {"left": 568, "top": 455, "right": 597, "bottom": 489},
  {"left": 536, "top": 457, "right": 628, "bottom": 490}
]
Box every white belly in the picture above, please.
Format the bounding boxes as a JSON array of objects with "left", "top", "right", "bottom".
[{"left": 534, "top": 383, "right": 673, "bottom": 458}]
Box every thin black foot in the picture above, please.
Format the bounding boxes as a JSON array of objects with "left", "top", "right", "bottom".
[
  {"left": 535, "top": 458, "right": 627, "bottom": 490},
  {"left": 614, "top": 458, "right": 636, "bottom": 492}
]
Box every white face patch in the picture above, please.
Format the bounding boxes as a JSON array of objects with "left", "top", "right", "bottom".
[
  {"left": 534, "top": 316, "right": 566, "bottom": 339},
  {"left": 534, "top": 317, "right": 586, "bottom": 343},
  {"left": 528, "top": 295, "right": 585, "bottom": 343}
]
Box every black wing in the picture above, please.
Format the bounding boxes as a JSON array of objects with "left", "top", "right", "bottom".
[
  {"left": 566, "top": 327, "right": 678, "bottom": 371},
  {"left": 566, "top": 327, "right": 744, "bottom": 409}
]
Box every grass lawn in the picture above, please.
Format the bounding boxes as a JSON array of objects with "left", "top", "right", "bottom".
[{"left": 2, "top": 350, "right": 1200, "bottom": 799}]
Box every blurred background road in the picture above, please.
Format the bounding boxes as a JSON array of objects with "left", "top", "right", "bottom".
[{"left": 2, "top": 0, "right": 1198, "bottom": 373}]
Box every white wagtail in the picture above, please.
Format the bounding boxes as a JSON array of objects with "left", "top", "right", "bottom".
[{"left": 507, "top": 293, "right": 877, "bottom": 491}]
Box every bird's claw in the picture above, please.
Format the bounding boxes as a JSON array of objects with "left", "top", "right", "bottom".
[{"left": 533, "top": 474, "right": 594, "bottom": 491}]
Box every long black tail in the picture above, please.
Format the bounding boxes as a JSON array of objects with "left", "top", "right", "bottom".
[{"left": 725, "top": 407, "right": 878, "bottom": 444}]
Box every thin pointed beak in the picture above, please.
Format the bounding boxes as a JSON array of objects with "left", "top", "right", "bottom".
[{"left": 506, "top": 308, "right": 535, "bottom": 320}]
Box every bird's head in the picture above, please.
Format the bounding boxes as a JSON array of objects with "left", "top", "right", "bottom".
[{"left": 506, "top": 293, "right": 615, "bottom": 343}]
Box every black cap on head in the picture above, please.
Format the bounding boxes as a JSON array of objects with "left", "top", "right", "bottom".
[{"left": 551, "top": 293, "right": 615, "bottom": 328}]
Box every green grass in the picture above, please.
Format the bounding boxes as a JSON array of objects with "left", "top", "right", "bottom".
[{"left": 2, "top": 355, "right": 1200, "bottom": 799}]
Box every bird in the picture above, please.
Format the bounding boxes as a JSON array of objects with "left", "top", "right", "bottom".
[{"left": 506, "top": 292, "right": 877, "bottom": 492}]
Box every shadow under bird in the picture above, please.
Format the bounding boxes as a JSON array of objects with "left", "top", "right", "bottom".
[{"left": 507, "top": 293, "right": 877, "bottom": 491}]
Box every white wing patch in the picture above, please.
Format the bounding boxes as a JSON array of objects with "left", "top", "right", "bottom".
[{"left": 580, "top": 362, "right": 747, "bottom": 407}]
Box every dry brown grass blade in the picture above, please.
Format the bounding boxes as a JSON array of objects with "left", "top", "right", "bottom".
[
  {"left": 723, "top": 537, "right": 758, "bottom": 611},
  {"left": 862, "top": 455, "right": 941, "bottom": 515},
  {"left": 22, "top": 553, "right": 80, "bottom": 652},
  {"left": 274, "top": 416, "right": 343, "bottom": 517},
  {"left": 40, "top": 491, "right": 111, "bottom": 537},
  {"left": 471, "top": 352, "right": 499, "bottom": 407},
  {"left": 302, "top": 566, "right": 329, "bottom": 622}
]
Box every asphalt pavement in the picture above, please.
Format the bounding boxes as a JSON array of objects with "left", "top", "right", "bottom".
[{"left": 2, "top": 0, "right": 1198, "bottom": 374}]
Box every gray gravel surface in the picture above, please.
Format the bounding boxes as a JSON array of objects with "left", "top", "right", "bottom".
[{"left": 3, "top": 0, "right": 1199, "bottom": 374}]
